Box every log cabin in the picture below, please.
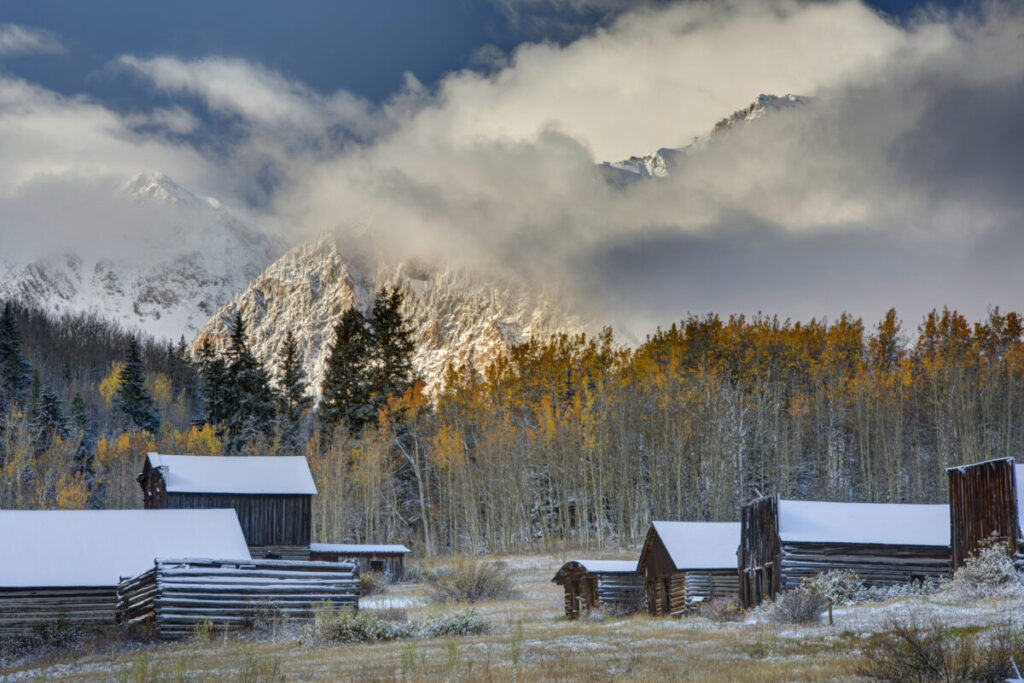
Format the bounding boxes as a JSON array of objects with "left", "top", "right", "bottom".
[
  {"left": 551, "top": 560, "right": 644, "bottom": 618},
  {"left": 739, "top": 495, "right": 951, "bottom": 607},
  {"left": 947, "top": 457, "right": 1024, "bottom": 569},
  {"left": 0, "top": 509, "right": 250, "bottom": 636},
  {"left": 309, "top": 543, "right": 411, "bottom": 581},
  {"left": 139, "top": 452, "right": 317, "bottom": 559},
  {"left": 636, "top": 521, "right": 741, "bottom": 616}
]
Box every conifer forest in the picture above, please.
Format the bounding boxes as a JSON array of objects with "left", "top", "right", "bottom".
[{"left": 2, "top": 295, "right": 1022, "bottom": 558}]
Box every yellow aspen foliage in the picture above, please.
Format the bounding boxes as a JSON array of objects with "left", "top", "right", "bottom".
[
  {"left": 98, "top": 361, "right": 124, "bottom": 406},
  {"left": 95, "top": 431, "right": 154, "bottom": 509},
  {"left": 55, "top": 471, "right": 89, "bottom": 510}
]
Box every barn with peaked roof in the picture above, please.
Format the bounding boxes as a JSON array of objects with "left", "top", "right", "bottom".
[
  {"left": 636, "top": 521, "right": 741, "bottom": 616},
  {"left": 0, "top": 509, "right": 250, "bottom": 635},
  {"left": 739, "top": 495, "right": 951, "bottom": 607},
  {"left": 947, "top": 457, "right": 1024, "bottom": 569},
  {"left": 139, "top": 452, "right": 317, "bottom": 559},
  {"left": 551, "top": 559, "right": 644, "bottom": 618}
]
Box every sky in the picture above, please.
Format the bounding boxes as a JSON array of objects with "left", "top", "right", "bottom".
[{"left": 0, "top": 0, "right": 1021, "bottom": 336}]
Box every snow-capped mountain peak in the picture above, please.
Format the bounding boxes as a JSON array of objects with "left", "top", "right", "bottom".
[{"left": 0, "top": 173, "right": 279, "bottom": 340}]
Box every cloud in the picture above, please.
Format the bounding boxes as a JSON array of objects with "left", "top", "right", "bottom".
[
  {"left": 3, "top": 0, "right": 1024, "bottom": 336},
  {"left": 116, "top": 56, "right": 381, "bottom": 141},
  {"left": 0, "top": 24, "right": 65, "bottom": 57}
]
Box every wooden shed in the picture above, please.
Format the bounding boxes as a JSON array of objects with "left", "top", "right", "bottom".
[
  {"left": 551, "top": 560, "right": 644, "bottom": 618},
  {"left": 0, "top": 509, "right": 250, "bottom": 636},
  {"left": 636, "top": 521, "right": 741, "bottom": 616},
  {"left": 309, "top": 544, "right": 411, "bottom": 581},
  {"left": 947, "top": 457, "right": 1024, "bottom": 568},
  {"left": 139, "top": 452, "right": 317, "bottom": 559},
  {"left": 117, "top": 558, "right": 359, "bottom": 639},
  {"left": 739, "top": 495, "right": 951, "bottom": 607}
]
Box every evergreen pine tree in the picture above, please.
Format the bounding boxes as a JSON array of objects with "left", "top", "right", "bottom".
[
  {"left": 113, "top": 336, "right": 160, "bottom": 434},
  {"left": 368, "top": 287, "right": 415, "bottom": 406},
  {"left": 31, "top": 386, "right": 68, "bottom": 456},
  {"left": 274, "top": 330, "right": 311, "bottom": 453},
  {"left": 0, "top": 302, "right": 31, "bottom": 414},
  {"left": 197, "top": 338, "right": 230, "bottom": 428},
  {"left": 224, "top": 310, "right": 276, "bottom": 455},
  {"left": 319, "top": 307, "right": 374, "bottom": 437}
]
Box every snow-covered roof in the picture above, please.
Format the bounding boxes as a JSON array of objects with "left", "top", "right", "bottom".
[
  {"left": 0, "top": 509, "right": 251, "bottom": 588},
  {"left": 778, "top": 499, "right": 950, "bottom": 547},
  {"left": 648, "top": 521, "right": 741, "bottom": 570},
  {"left": 567, "top": 559, "right": 637, "bottom": 574},
  {"left": 309, "top": 543, "right": 410, "bottom": 555},
  {"left": 147, "top": 452, "right": 317, "bottom": 495},
  {"left": 1015, "top": 464, "right": 1024, "bottom": 530},
  {"left": 552, "top": 559, "right": 638, "bottom": 583}
]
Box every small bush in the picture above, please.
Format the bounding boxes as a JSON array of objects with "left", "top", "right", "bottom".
[
  {"left": 859, "top": 619, "right": 1024, "bottom": 682},
  {"left": 946, "top": 533, "right": 1024, "bottom": 601},
  {"left": 701, "top": 597, "right": 746, "bottom": 623},
  {"left": 360, "top": 571, "right": 388, "bottom": 597},
  {"left": 424, "top": 557, "right": 517, "bottom": 604},
  {"left": 764, "top": 586, "right": 826, "bottom": 625},
  {"left": 302, "top": 603, "right": 488, "bottom": 644},
  {"left": 367, "top": 606, "right": 409, "bottom": 623},
  {"left": 807, "top": 569, "right": 862, "bottom": 606},
  {"left": 419, "top": 609, "right": 488, "bottom": 637}
]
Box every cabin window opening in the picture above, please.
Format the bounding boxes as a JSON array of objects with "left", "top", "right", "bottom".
[{"left": 370, "top": 560, "right": 385, "bottom": 573}]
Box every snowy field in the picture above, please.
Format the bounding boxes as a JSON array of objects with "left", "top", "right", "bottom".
[{"left": 3, "top": 551, "right": 1023, "bottom": 682}]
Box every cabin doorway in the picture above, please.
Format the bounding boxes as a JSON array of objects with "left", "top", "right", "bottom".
[{"left": 662, "top": 578, "right": 671, "bottom": 614}]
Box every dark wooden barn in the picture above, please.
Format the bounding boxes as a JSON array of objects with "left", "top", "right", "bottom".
[
  {"left": 551, "top": 560, "right": 644, "bottom": 618},
  {"left": 739, "top": 495, "right": 951, "bottom": 607},
  {"left": 139, "top": 452, "right": 317, "bottom": 559},
  {"left": 309, "top": 544, "right": 411, "bottom": 581},
  {"left": 636, "top": 521, "right": 741, "bottom": 616},
  {"left": 0, "top": 509, "right": 250, "bottom": 636},
  {"left": 117, "top": 558, "right": 359, "bottom": 639},
  {"left": 947, "top": 457, "right": 1024, "bottom": 569}
]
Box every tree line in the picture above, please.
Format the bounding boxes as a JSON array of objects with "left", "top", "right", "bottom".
[{"left": 3, "top": 296, "right": 1023, "bottom": 558}]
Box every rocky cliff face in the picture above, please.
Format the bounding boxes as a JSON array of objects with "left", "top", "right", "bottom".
[
  {"left": 193, "top": 236, "right": 587, "bottom": 393},
  {"left": 0, "top": 173, "right": 278, "bottom": 340}
]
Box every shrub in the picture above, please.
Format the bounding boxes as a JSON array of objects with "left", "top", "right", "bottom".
[
  {"left": 946, "top": 533, "right": 1024, "bottom": 601},
  {"left": 807, "top": 570, "right": 862, "bottom": 606},
  {"left": 419, "top": 609, "right": 488, "bottom": 637},
  {"left": 859, "top": 619, "right": 1024, "bottom": 682},
  {"left": 764, "top": 586, "right": 825, "bottom": 625},
  {"left": 302, "top": 603, "right": 489, "bottom": 644},
  {"left": 701, "top": 597, "right": 746, "bottom": 623},
  {"left": 360, "top": 571, "right": 388, "bottom": 597},
  {"left": 423, "top": 557, "right": 517, "bottom": 604},
  {"left": 303, "top": 605, "right": 414, "bottom": 644}
]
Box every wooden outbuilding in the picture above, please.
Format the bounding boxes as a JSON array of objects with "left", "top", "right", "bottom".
[
  {"left": 551, "top": 560, "right": 644, "bottom": 618},
  {"left": 309, "top": 543, "right": 411, "bottom": 581},
  {"left": 947, "top": 457, "right": 1024, "bottom": 568},
  {"left": 139, "top": 452, "right": 317, "bottom": 559},
  {"left": 636, "top": 521, "right": 741, "bottom": 616},
  {"left": 0, "top": 509, "right": 250, "bottom": 636},
  {"left": 739, "top": 495, "right": 951, "bottom": 607},
  {"left": 117, "top": 557, "right": 359, "bottom": 639}
]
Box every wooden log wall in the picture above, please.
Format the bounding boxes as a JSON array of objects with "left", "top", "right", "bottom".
[
  {"left": 163, "top": 493, "right": 312, "bottom": 547},
  {"left": 558, "top": 570, "right": 643, "bottom": 618},
  {"left": 116, "top": 558, "right": 359, "bottom": 639},
  {"left": 308, "top": 552, "right": 405, "bottom": 581},
  {"left": 948, "top": 458, "right": 1021, "bottom": 569},
  {"left": 683, "top": 569, "right": 740, "bottom": 604},
  {"left": 739, "top": 495, "right": 781, "bottom": 607},
  {"left": 249, "top": 545, "right": 311, "bottom": 561},
  {"left": 0, "top": 587, "right": 116, "bottom": 637},
  {"left": 777, "top": 542, "right": 951, "bottom": 591}
]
